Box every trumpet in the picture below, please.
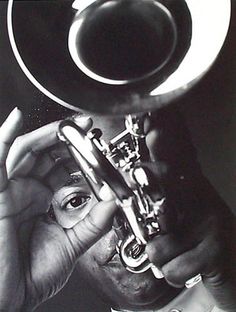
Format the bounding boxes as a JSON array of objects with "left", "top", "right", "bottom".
[
  {"left": 8, "top": 0, "right": 231, "bottom": 284},
  {"left": 58, "top": 112, "right": 202, "bottom": 287},
  {"left": 58, "top": 114, "right": 169, "bottom": 277}
]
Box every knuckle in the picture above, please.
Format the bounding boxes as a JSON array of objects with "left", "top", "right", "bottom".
[
  {"left": 75, "top": 235, "right": 90, "bottom": 255},
  {"left": 162, "top": 265, "right": 185, "bottom": 287},
  {"left": 146, "top": 243, "right": 158, "bottom": 264},
  {"left": 205, "top": 236, "right": 222, "bottom": 267},
  {"left": 146, "top": 239, "right": 165, "bottom": 266},
  {"left": 12, "top": 135, "right": 28, "bottom": 151},
  {"left": 66, "top": 227, "right": 90, "bottom": 256},
  {"left": 13, "top": 136, "right": 21, "bottom": 146},
  {"left": 84, "top": 213, "right": 102, "bottom": 236},
  {"left": 0, "top": 139, "right": 10, "bottom": 147},
  {"left": 71, "top": 212, "right": 107, "bottom": 255},
  {"left": 147, "top": 234, "right": 177, "bottom": 266}
]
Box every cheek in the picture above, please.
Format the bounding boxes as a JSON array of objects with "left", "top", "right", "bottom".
[
  {"left": 81, "top": 232, "right": 115, "bottom": 264},
  {"left": 76, "top": 245, "right": 103, "bottom": 283},
  {"left": 53, "top": 210, "right": 80, "bottom": 228},
  {"left": 76, "top": 251, "right": 166, "bottom": 309},
  {"left": 52, "top": 197, "right": 97, "bottom": 229},
  {"left": 76, "top": 231, "right": 117, "bottom": 275}
]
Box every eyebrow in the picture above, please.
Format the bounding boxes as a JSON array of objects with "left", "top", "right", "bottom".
[{"left": 64, "top": 172, "right": 84, "bottom": 187}]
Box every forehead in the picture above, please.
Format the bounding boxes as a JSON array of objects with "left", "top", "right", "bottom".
[
  {"left": 47, "top": 160, "right": 80, "bottom": 192},
  {"left": 39, "top": 140, "right": 81, "bottom": 192}
]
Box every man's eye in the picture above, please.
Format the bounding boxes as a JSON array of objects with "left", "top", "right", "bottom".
[{"left": 62, "top": 194, "right": 91, "bottom": 211}]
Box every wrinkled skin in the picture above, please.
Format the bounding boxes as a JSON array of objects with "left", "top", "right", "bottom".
[
  {"left": 0, "top": 108, "right": 235, "bottom": 312},
  {"left": 0, "top": 109, "right": 117, "bottom": 311},
  {"left": 51, "top": 109, "right": 236, "bottom": 311}
]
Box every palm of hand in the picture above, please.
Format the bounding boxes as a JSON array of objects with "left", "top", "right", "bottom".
[
  {"left": 5, "top": 177, "right": 76, "bottom": 310},
  {"left": 0, "top": 109, "right": 116, "bottom": 311}
]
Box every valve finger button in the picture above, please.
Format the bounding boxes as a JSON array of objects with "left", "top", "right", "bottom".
[{"left": 131, "top": 166, "right": 149, "bottom": 187}]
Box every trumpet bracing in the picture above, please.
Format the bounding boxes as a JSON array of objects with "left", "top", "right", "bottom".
[
  {"left": 58, "top": 114, "right": 169, "bottom": 277},
  {"left": 8, "top": 0, "right": 231, "bottom": 284}
]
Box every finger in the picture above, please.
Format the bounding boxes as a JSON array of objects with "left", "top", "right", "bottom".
[
  {"left": 0, "top": 177, "right": 52, "bottom": 220},
  {"left": 32, "top": 116, "right": 93, "bottom": 180},
  {"left": 0, "top": 108, "right": 23, "bottom": 191},
  {"left": 11, "top": 178, "right": 52, "bottom": 219},
  {"left": 29, "top": 149, "right": 64, "bottom": 180},
  {"left": 162, "top": 249, "right": 204, "bottom": 288},
  {"left": 145, "top": 109, "right": 184, "bottom": 161},
  {"left": 146, "top": 213, "right": 218, "bottom": 267},
  {"left": 146, "top": 233, "right": 201, "bottom": 268},
  {"left": 132, "top": 162, "right": 168, "bottom": 197},
  {"left": 15, "top": 142, "right": 71, "bottom": 181},
  {"left": 132, "top": 162, "right": 185, "bottom": 222},
  {"left": 145, "top": 110, "right": 199, "bottom": 175},
  {"left": 134, "top": 163, "right": 210, "bottom": 239},
  {"left": 66, "top": 200, "right": 118, "bottom": 256},
  {"left": 6, "top": 121, "right": 60, "bottom": 177},
  {"left": 161, "top": 232, "right": 221, "bottom": 288},
  {"left": 7, "top": 116, "right": 92, "bottom": 179}
]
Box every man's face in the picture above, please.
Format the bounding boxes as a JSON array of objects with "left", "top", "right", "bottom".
[{"left": 48, "top": 115, "right": 180, "bottom": 311}]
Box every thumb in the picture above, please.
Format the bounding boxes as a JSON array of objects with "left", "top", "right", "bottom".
[
  {"left": 145, "top": 110, "right": 199, "bottom": 177},
  {"left": 65, "top": 200, "right": 118, "bottom": 256}
]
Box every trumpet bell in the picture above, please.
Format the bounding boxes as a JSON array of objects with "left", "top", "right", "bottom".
[
  {"left": 68, "top": 0, "right": 178, "bottom": 85},
  {"left": 7, "top": 0, "right": 231, "bottom": 114}
]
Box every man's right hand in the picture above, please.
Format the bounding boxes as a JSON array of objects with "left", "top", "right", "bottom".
[{"left": 0, "top": 108, "right": 117, "bottom": 311}]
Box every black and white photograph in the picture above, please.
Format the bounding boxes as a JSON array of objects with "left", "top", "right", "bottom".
[{"left": 0, "top": 1, "right": 235, "bottom": 311}]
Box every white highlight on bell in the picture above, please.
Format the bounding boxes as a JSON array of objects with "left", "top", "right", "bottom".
[
  {"left": 150, "top": 0, "right": 231, "bottom": 96},
  {"left": 7, "top": 0, "right": 231, "bottom": 109},
  {"left": 68, "top": 9, "right": 131, "bottom": 86},
  {"left": 72, "top": 0, "right": 97, "bottom": 12},
  {"left": 7, "top": 0, "right": 80, "bottom": 112},
  {"left": 68, "top": 1, "right": 177, "bottom": 86}
]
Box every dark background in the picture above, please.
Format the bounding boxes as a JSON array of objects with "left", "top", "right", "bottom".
[{"left": 0, "top": 1, "right": 236, "bottom": 311}]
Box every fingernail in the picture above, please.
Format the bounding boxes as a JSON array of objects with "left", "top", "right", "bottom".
[
  {"left": 1, "top": 107, "right": 23, "bottom": 131},
  {"left": 7, "top": 107, "right": 22, "bottom": 121},
  {"left": 151, "top": 265, "right": 164, "bottom": 279},
  {"left": 10, "top": 107, "right": 19, "bottom": 115}
]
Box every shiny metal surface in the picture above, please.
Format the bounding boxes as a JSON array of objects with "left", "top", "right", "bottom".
[{"left": 7, "top": 0, "right": 231, "bottom": 114}]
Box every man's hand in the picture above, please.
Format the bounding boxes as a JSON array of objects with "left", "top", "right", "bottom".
[
  {"left": 0, "top": 108, "right": 117, "bottom": 311},
  {"left": 144, "top": 109, "right": 236, "bottom": 311}
]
